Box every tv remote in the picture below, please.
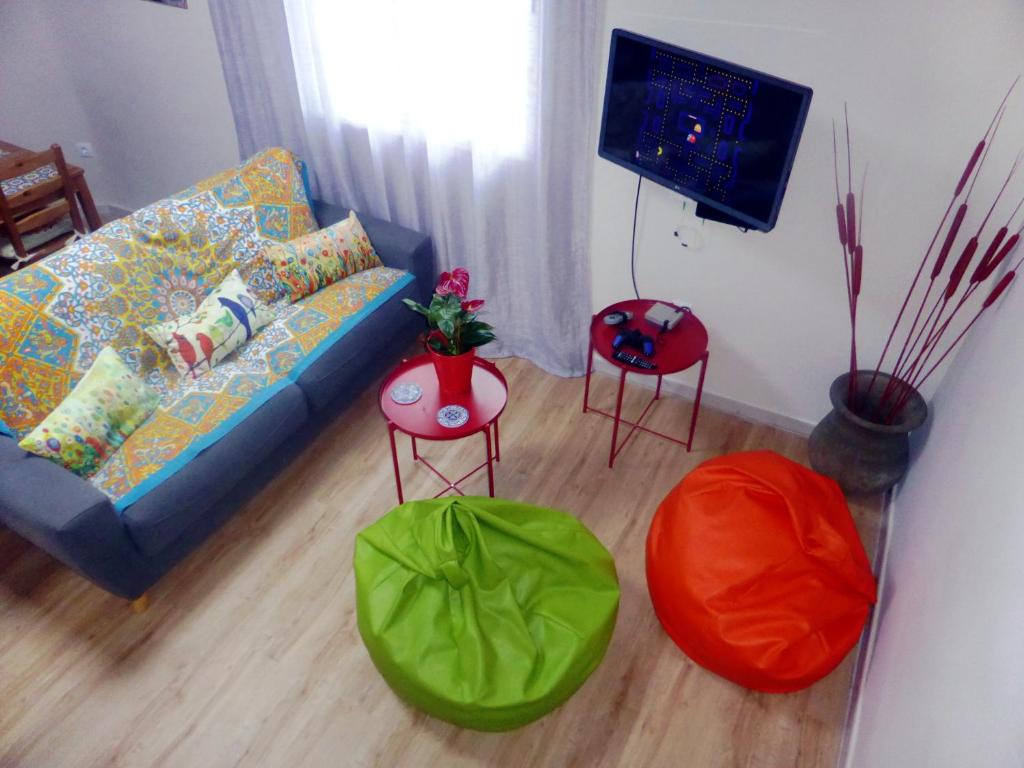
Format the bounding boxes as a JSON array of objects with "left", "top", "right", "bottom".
[{"left": 613, "top": 350, "right": 657, "bottom": 369}]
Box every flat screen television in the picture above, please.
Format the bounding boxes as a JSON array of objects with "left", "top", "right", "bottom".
[{"left": 598, "top": 29, "right": 813, "bottom": 232}]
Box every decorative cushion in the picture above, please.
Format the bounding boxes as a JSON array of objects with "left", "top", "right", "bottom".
[
  {"left": 355, "top": 497, "right": 620, "bottom": 731},
  {"left": 89, "top": 267, "right": 414, "bottom": 507},
  {"left": 268, "top": 211, "right": 383, "bottom": 302},
  {"left": 646, "top": 451, "right": 877, "bottom": 693},
  {"left": 18, "top": 347, "right": 159, "bottom": 477},
  {"left": 145, "top": 269, "right": 273, "bottom": 380}
]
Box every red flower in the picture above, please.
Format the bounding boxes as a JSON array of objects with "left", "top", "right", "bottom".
[
  {"left": 461, "top": 299, "right": 484, "bottom": 312},
  {"left": 436, "top": 267, "right": 469, "bottom": 298}
]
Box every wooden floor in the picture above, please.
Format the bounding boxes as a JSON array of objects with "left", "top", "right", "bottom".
[{"left": 0, "top": 357, "right": 879, "bottom": 768}]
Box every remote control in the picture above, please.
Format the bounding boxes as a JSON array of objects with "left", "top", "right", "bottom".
[{"left": 613, "top": 350, "right": 657, "bottom": 369}]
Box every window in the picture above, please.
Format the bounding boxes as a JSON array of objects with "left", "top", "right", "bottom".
[{"left": 284, "top": 0, "right": 536, "bottom": 157}]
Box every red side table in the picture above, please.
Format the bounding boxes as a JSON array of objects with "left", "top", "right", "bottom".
[
  {"left": 379, "top": 355, "right": 508, "bottom": 503},
  {"left": 584, "top": 299, "right": 709, "bottom": 467}
]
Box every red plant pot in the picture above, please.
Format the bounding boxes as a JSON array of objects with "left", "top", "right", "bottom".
[{"left": 429, "top": 347, "right": 475, "bottom": 396}]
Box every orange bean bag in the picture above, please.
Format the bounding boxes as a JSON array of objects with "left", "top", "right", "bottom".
[{"left": 646, "top": 451, "right": 877, "bottom": 693}]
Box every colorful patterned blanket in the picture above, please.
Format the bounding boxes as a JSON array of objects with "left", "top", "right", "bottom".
[{"left": 0, "top": 148, "right": 413, "bottom": 509}]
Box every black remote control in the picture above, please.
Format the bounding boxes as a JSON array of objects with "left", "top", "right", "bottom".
[{"left": 613, "top": 350, "right": 657, "bottom": 369}]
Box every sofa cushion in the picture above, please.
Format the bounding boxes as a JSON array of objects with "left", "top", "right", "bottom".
[
  {"left": 121, "top": 382, "right": 308, "bottom": 557},
  {"left": 0, "top": 436, "right": 25, "bottom": 462},
  {"left": 294, "top": 275, "right": 420, "bottom": 411},
  {"left": 88, "top": 266, "right": 415, "bottom": 508}
]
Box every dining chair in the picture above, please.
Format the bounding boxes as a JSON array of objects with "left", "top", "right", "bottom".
[{"left": 0, "top": 144, "right": 86, "bottom": 271}]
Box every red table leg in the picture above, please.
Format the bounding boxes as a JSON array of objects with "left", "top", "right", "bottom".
[
  {"left": 388, "top": 423, "right": 404, "bottom": 504},
  {"left": 583, "top": 333, "right": 595, "bottom": 413},
  {"left": 686, "top": 351, "right": 709, "bottom": 452},
  {"left": 608, "top": 367, "right": 628, "bottom": 469},
  {"left": 484, "top": 427, "right": 495, "bottom": 497},
  {"left": 411, "top": 435, "right": 418, "bottom": 461},
  {"left": 493, "top": 419, "right": 500, "bottom": 462}
]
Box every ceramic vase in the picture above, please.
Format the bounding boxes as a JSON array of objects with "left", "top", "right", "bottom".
[
  {"left": 430, "top": 347, "right": 475, "bottom": 396},
  {"left": 808, "top": 370, "right": 928, "bottom": 496}
]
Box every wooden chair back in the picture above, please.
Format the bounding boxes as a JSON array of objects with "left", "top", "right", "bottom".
[{"left": 0, "top": 144, "right": 85, "bottom": 266}]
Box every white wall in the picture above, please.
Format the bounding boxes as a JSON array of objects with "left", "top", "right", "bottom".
[
  {"left": 845, "top": 274, "right": 1024, "bottom": 765},
  {"left": 591, "top": 0, "right": 1024, "bottom": 427},
  {"left": 0, "top": 0, "right": 238, "bottom": 211}
]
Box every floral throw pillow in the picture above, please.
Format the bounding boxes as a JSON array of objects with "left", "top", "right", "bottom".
[
  {"left": 18, "top": 347, "right": 160, "bottom": 477},
  {"left": 268, "top": 212, "right": 383, "bottom": 303},
  {"left": 145, "top": 269, "right": 274, "bottom": 379}
]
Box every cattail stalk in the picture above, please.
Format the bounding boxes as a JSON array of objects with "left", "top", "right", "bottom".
[
  {"left": 899, "top": 152, "right": 1021, "bottom": 385},
  {"left": 883, "top": 131, "right": 1011, "bottom": 403},
  {"left": 907, "top": 229, "right": 1021, "bottom": 388},
  {"left": 887, "top": 271, "right": 1016, "bottom": 421},
  {"left": 873, "top": 85, "right": 1016, "bottom": 402},
  {"left": 833, "top": 119, "right": 859, "bottom": 407},
  {"left": 879, "top": 203, "right": 967, "bottom": 406}
]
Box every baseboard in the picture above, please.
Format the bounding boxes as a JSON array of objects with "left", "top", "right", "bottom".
[
  {"left": 591, "top": 358, "right": 815, "bottom": 437},
  {"left": 837, "top": 486, "right": 897, "bottom": 768}
]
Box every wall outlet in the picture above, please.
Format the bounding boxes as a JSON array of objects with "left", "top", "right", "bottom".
[{"left": 75, "top": 142, "right": 95, "bottom": 158}]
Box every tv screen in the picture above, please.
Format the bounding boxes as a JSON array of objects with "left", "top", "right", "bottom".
[{"left": 598, "top": 30, "right": 813, "bottom": 232}]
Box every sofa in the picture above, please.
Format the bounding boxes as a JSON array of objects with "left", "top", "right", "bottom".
[{"left": 0, "top": 148, "right": 433, "bottom": 600}]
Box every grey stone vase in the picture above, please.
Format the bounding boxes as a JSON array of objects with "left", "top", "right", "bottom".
[{"left": 809, "top": 370, "right": 928, "bottom": 496}]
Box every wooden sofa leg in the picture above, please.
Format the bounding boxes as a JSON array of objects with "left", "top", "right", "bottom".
[{"left": 130, "top": 592, "right": 151, "bottom": 614}]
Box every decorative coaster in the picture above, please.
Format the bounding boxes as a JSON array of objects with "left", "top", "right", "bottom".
[
  {"left": 437, "top": 405, "right": 470, "bottom": 429},
  {"left": 390, "top": 382, "right": 422, "bottom": 405}
]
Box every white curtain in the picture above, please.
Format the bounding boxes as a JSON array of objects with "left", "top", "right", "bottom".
[{"left": 276, "top": 0, "right": 599, "bottom": 375}]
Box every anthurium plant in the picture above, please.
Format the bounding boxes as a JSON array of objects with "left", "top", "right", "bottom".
[{"left": 402, "top": 268, "right": 496, "bottom": 356}]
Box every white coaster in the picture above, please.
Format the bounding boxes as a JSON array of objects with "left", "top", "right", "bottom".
[
  {"left": 390, "top": 382, "right": 423, "bottom": 405},
  {"left": 437, "top": 405, "right": 469, "bottom": 428}
]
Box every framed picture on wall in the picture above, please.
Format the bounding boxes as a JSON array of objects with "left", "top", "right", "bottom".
[{"left": 145, "top": 0, "right": 188, "bottom": 8}]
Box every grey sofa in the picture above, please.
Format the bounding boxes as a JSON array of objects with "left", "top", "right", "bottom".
[{"left": 0, "top": 200, "right": 433, "bottom": 600}]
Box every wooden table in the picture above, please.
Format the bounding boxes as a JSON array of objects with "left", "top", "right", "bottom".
[{"left": 0, "top": 140, "right": 102, "bottom": 230}]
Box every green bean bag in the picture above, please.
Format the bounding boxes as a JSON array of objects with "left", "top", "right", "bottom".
[{"left": 354, "top": 496, "right": 620, "bottom": 731}]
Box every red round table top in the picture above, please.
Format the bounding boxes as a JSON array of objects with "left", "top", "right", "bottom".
[
  {"left": 592, "top": 299, "right": 708, "bottom": 376},
  {"left": 379, "top": 354, "right": 509, "bottom": 440}
]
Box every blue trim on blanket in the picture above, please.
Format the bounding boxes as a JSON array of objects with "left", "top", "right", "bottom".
[
  {"left": 0, "top": 418, "right": 12, "bottom": 439},
  {"left": 112, "top": 271, "right": 415, "bottom": 513},
  {"left": 298, "top": 159, "right": 314, "bottom": 211}
]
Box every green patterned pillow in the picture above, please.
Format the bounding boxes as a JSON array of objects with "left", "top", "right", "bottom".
[
  {"left": 268, "top": 212, "right": 383, "bottom": 303},
  {"left": 145, "top": 269, "right": 274, "bottom": 380},
  {"left": 19, "top": 347, "right": 159, "bottom": 477}
]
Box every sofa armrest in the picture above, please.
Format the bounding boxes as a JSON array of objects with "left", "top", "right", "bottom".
[
  {"left": 312, "top": 199, "right": 435, "bottom": 304},
  {"left": 0, "top": 441, "right": 154, "bottom": 599}
]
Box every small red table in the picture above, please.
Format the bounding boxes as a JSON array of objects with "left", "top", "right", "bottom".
[
  {"left": 584, "top": 299, "right": 709, "bottom": 468},
  {"left": 379, "top": 355, "right": 508, "bottom": 503}
]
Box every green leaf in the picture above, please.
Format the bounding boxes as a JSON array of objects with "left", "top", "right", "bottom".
[
  {"left": 401, "top": 298, "right": 430, "bottom": 317},
  {"left": 464, "top": 320, "right": 494, "bottom": 334},
  {"left": 438, "top": 315, "right": 456, "bottom": 340},
  {"left": 462, "top": 326, "right": 496, "bottom": 348}
]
